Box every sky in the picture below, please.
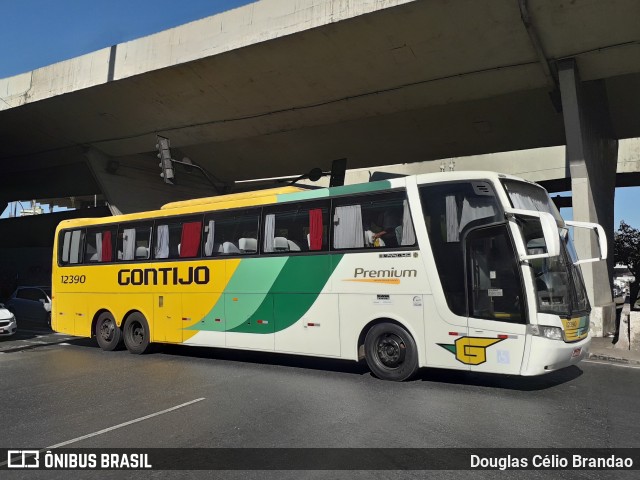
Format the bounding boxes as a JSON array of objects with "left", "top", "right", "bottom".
[
  {"left": 0, "top": 0, "right": 638, "bottom": 229},
  {"left": 0, "top": 0, "right": 254, "bottom": 78}
]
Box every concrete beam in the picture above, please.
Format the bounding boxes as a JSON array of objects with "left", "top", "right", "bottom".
[
  {"left": 558, "top": 58, "right": 617, "bottom": 336},
  {"left": 302, "top": 138, "right": 640, "bottom": 192}
]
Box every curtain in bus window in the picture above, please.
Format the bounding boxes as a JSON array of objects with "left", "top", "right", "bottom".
[
  {"left": 180, "top": 222, "right": 202, "bottom": 258},
  {"left": 446, "top": 195, "right": 459, "bottom": 242},
  {"left": 62, "top": 232, "right": 71, "bottom": 263},
  {"left": 400, "top": 200, "right": 416, "bottom": 246},
  {"left": 102, "top": 231, "right": 112, "bottom": 262},
  {"left": 508, "top": 191, "right": 549, "bottom": 213},
  {"left": 69, "top": 230, "right": 82, "bottom": 264},
  {"left": 95, "top": 233, "right": 102, "bottom": 262},
  {"left": 204, "top": 220, "right": 215, "bottom": 256},
  {"left": 309, "top": 209, "right": 323, "bottom": 250},
  {"left": 122, "top": 228, "right": 136, "bottom": 260},
  {"left": 459, "top": 197, "right": 498, "bottom": 233},
  {"left": 334, "top": 205, "right": 364, "bottom": 249},
  {"left": 264, "top": 214, "right": 275, "bottom": 252},
  {"left": 155, "top": 225, "right": 169, "bottom": 259}
]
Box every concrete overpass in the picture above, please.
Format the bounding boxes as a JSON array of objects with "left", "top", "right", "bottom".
[
  {"left": 306, "top": 137, "right": 640, "bottom": 190},
  {"left": 1, "top": 0, "right": 640, "bottom": 333}
]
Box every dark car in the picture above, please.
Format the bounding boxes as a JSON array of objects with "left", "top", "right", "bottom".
[{"left": 4, "top": 286, "right": 52, "bottom": 328}]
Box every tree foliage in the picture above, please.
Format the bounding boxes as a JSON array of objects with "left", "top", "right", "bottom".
[{"left": 614, "top": 221, "right": 640, "bottom": 307}]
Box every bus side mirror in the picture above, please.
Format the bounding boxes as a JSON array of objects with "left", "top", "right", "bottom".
[
  {"left": 564, "top": 220, "right": 608, "bottom": 264},
  {"left": 506, "top": 209, "right": 561, "bottom": 260}
]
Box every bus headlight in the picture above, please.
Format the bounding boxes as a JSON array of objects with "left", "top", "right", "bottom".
[{"left": 528, "top": 324, "right": 563, "bottom": 341}]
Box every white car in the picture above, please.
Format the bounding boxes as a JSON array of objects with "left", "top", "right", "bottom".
[{"left": 0, "top": 303, "right": 17, "bottom": 337}]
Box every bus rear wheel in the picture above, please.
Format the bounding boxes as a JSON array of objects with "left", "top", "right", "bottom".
[
  {"left": 95, "top": 312, "right": 122, "bottom": 351},
  {"left": 123, "top": 312, "right": 152, "bottom": 354},
  {"left": 364, "top": 323, "right": 418, "bottom": 381}
]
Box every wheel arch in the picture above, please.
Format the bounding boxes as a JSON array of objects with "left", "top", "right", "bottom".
[{"left": 123, "top": 309, "right": 147, "bottom": 324}]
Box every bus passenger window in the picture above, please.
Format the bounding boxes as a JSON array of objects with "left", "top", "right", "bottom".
[
  {"left": 85, "top": 228, "right": 116, "bottom": 263},
  {"left": 333, "top": 192, "right": 415, "bottom": 250},
  {"left": 59, "top": 229, "right": 84, "bottom": 265},
  {"left": 203, "top": 209, "right": 260, "bottom": 256},
  {"left": 154, "top": 217, "right": 202, "bottom": 260},
  {"left": 263, "top": 202, "right": 329, "bottom": 253},
  {"left": 117, "top": 223, "right": 152, "bottom": 261}
]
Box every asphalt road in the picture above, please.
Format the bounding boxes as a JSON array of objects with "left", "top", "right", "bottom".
[{"left": 1, "top": 332, "right": 639, "bottom": 480}]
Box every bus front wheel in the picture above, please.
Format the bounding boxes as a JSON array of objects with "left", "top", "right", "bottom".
[
  {"left": 123, "top": 312, "right": 152, "bottom": 354},
  {"left": 95, "top": 312, "right": 122, "bottom": 351},
  {"left": 364, "top": 323, "right": 418, "bottom": 381}
]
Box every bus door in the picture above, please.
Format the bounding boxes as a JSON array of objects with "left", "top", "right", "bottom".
[
  {"left": 465, "top": 224, "right": 527, "bottom": 375},
  {"left": 154, "top": 294, "right": 182, "bottom": 343}
]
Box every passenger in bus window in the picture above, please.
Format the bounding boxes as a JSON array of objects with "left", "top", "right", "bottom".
[{"left": 371, "top": 209, "right": 401, "bottom": 247}]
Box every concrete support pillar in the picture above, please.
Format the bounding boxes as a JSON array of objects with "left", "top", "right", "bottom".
[
  {"left": 558, "top": 59, "right": 618, "bottom": 336},
  {"left": 84, "top": 148, "right": 217, "bottom": 214}
]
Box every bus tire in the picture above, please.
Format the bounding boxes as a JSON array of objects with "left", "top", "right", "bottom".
[
  {"left": 364, "top": 323, "right": 418, "bottom": 381},
  {"left": 123, "top": 312, "right": 152, "bottom": 354},
  {"left": 95, "top": 312, "right": 122, "bottom": 351}
]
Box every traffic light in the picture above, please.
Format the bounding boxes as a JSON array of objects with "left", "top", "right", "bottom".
[{"left": 156, "top": 135, "right": 175, "bottom": 184}]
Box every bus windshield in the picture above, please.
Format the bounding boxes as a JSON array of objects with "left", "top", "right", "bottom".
[{"left": 503, "top": 181, "right": 590, "bottom": 317}]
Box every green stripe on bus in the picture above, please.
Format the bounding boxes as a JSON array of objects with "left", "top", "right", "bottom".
[
  {"left": 276, "top": 180, "right": 392, "bottom": 203},
  {"left": 276, "top": 189, "right": 329, "bottom": 202},
  {"left": 327, "top": 180, "right": 392, "bottom": 196},
  {"left": 225, "top": 254, "right": 342, "bottom": 334},
  {"left": 186, "top": 257, "right": 288, "bottom": 332}
]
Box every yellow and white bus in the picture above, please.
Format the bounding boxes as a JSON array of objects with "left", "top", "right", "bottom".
[{"left": 52, "top": 172, "right": 606, "bottom": 381}]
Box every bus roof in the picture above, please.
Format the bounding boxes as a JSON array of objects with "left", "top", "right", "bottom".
[
  {"left": 160, "top": 185, "right": 305, "bottom": 210},
  {"left": 55, "top": 171, "right": 535, "bottom": 230}
]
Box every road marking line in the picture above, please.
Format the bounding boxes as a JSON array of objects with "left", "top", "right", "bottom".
[
  {"left": 0, "top": 397, "right": 205, "bottom": 466},
  {"left": 583, "top": 360, "right": 640, "bottom": 369},
  {"left": 47, "top": 397, "right": 206, "bottom": 449}
]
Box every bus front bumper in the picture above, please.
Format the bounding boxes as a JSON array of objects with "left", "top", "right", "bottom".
[{"left": 522, "top": 335, "right": 591, "bottom": 376}]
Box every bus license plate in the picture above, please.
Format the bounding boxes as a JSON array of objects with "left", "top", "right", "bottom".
[{"left": 571, "top": 347, "right": 582, "bottom": 358}]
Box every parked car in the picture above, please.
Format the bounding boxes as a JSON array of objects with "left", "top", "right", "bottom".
[
  {"left": 5, "top": 286, "right": 51, "bottom": 328},
  {"left": 0, "top": 303, "right": 17, "bottom": 337}
]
